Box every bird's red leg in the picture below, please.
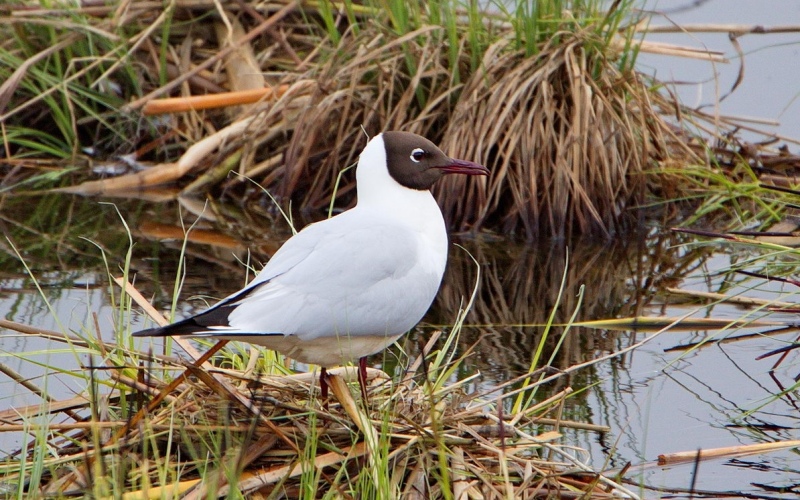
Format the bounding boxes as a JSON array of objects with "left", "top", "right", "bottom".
[
  {"left": 358, "top": 357, "right": 369, "bottom": 402},
  {"left": 320, "top": 367, "right": 329, "bottom": 409}
]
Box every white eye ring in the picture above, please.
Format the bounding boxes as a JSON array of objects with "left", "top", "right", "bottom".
[{"left": 410, "top": 148, "right": 425, "bottom": 163}]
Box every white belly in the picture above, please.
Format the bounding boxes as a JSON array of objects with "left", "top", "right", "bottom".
[{"left": 223, "top": 332, "right": 405, "bottom": 366}]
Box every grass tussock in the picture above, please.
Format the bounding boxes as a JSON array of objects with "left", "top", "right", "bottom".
[
  {"left": 438, "top": 29, "right": 667, "bottom": 237},
  {"left": 0, "top": 0, "right": 721, "bottom": 239}
]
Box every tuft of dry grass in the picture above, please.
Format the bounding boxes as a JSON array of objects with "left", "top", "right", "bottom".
[{"left": 439, "top": 29, "right": 673, "bottom": 238}]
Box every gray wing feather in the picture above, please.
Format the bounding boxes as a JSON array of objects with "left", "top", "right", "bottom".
[{"left": 223, "top": 211, "right": 443, "bottom": 340}]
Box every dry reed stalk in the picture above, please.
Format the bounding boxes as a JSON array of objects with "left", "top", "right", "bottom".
[
  {"left": 657, "top": 440, "right": 800, "bottom": 465},
  {"left": 665, "top": 287, "right": 798, "bottom": 308},
  {"left": 637, "top": 23, "right": 800, "bottom": 34},
  {"left": 612, "top": 37, "right": 727, "bottom": 62},
  {"left": 141, "top": 85, "right": 291, "bottom": 115}
]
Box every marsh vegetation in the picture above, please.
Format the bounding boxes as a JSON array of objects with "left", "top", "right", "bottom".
[{"left": 2, "top": 0, "right": 800, "bottom": 498}]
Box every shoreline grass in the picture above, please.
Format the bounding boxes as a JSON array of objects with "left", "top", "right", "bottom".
[
  {"left": 2, "top": 2, "right": 799, "bottom": 242},
  {"left": 0, "top": 325, "right": 624, "bottom": 498},
  {"left": 3, "top": 197, "right": 800, "bottom": 497}
]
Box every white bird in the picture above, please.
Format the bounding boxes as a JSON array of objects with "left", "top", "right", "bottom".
[{"left": 134, "top": 131, "right": 488, "bottom": 399}]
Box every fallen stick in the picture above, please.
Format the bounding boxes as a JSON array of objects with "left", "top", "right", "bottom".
[
  {"left": 636, "top": 23, "right": 800, "bottom": 34},
  {"left": 658, "top": 440, "right": 800, "bottom": 465},
  {"left": 141, "top": 85, "right": 291, "bottom": 115}
]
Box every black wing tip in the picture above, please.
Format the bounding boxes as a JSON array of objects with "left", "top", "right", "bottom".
[
  {"left": 132, "top": 325, "right": 176, "bottom": 337},
  {"left": 131, "top": 326, "right": 159, "bottom": 337},
  {"left": 132, "top": 325, "right": 178, "bottom": 337},
  {"left": 133, "top": 303, "right": 237, "bottom": 338},
  {"left": 132, "top": 318, "right": 209, "bottom": 338}
]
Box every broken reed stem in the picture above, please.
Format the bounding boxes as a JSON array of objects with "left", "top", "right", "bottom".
[
  {"left": 0, "top": 422, "right": 260, "bottom": 432},
  {"left": 658, "top": 440, "right": 800, "bottom": 465},
  {"left": 141, "top": 85, "right": 291, "bottom": 115},
  {"left": 637, "top": 23, "right": 800, "bottom": 34}
]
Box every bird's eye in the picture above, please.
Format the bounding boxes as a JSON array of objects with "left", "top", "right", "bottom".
[{"left": 410, "top": 148, "right": 426, "bottom": 163}]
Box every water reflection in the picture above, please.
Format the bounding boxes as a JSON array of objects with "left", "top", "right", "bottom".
[{"left": 435, "top": 228, "right": 705, "bottom": 379}]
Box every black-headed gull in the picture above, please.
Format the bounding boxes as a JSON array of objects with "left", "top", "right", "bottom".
[{"left": 134, "top": 131, "right": 488, "bottom": 399}]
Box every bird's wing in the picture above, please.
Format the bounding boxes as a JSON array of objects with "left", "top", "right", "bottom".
[
  {"left": 132, "top": 221, "right": 324, "bottom": 337},
  {"left": 223, "top": 211, "right": 442, "bottom": 338},
  {"left": 136, "top": 211, "right": 443, "bottom": 340}
]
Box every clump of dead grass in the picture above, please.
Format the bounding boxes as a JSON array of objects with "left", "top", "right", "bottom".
[
  {"left": 6, "top": 2, "right": 798, "bottom": 238},
  {"left": 439, "top": 30, "right": 671, "bottom": 238}
]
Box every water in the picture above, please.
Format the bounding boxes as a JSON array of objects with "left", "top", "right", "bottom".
[
  {"left": 2, "top": 193, "right": 799, "bottom": 497},
  {"left": 640, "top": 0, "right": 800, "bottom": 142},
  {"left": 627, "top": 4, "right": 800, "bottom": 491}
]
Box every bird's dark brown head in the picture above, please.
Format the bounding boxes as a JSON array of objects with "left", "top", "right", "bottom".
[{"left": 381, "top": 131, "right": 489, "bottom": 190}]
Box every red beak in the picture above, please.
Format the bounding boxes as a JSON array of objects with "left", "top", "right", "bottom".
[{"left": 437, "top": 158, "right": 489, "bottom": 176}]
